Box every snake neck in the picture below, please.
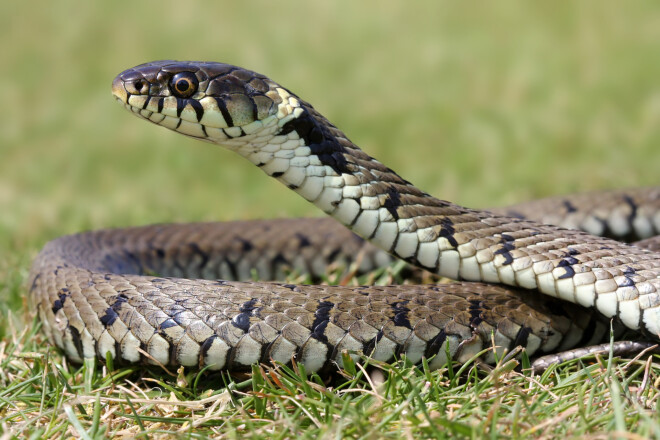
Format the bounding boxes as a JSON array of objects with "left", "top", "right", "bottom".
[{"left": 227, "top": 91, "right": 473, "bottom": 275}]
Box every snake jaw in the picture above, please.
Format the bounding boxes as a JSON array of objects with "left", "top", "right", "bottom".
[{"left": 112, "top": 60, "right": 293, "bottom": 148}]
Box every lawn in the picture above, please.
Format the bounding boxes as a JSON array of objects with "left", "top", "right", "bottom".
[{"left": 2, "top": 1, "right": 660, "bottom": 437}]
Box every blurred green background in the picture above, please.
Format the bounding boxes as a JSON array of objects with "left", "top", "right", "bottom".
[{"left": 1, "top": 1, "right": 659, "bottom": 330}]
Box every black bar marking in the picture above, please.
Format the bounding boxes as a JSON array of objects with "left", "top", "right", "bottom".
[
  {"left": 51, "top": 289, "right": 69, "bottom": 314},
  {"left": 576, "top": 315, "right": 600, "bottom": 346},
  {"left": 623, "top": 195, "right": 637, "bottom": 223},
  {"left": 363, "top": 329, "right": 385, "bottom": 358},
  {"left": 114, "top": 340, "right": 122, "bottom": 364},
  {"left": 68, "top": 325, "right": 83, "bottom": 359},
  {"left": 512, "top": 326, "right": 531, "bottom": 349},
  {"left": 282, "top": 109, "right": 352, "bottom": 174},
  {"left": 558, "top": 266, "right": 575, "bottom": 279},
  {"left": 425, "top": 329, "right": 447, "bottom": 360},
  {"left": 280, "top": 110, "right": 315, "bottom": 140},
  {"left": 138, "top": 341, "right": 149, "bottom": 364},
  {"left": 310, "top": 300, "right": 334, "bottom": 343},
  {"left": 559, "top": 256, "right": 579, "bottom": 266},
  {"left": 439, "top": 217, "right": 458, "bottom": 248},
  {"left": 295, "top": 233, "right": 312, "bottom": 248},
  {"left": 269, "top": 253, "right": 290, "bottom": 278},
  {"left": 168, "top": 338, "right": 177, "bottom": 367},
  {"left": 176, "top": 97, "right": 186, "bottom": 117},
  {"left": 199, "top": 335, "right": 217, "bottom": 367},
  {"left": 231, "top": 298, "right": 258, "bottom": 332},
  {"left": 248, "top": 96, "right": 258, "bottom": 121},
  {"left": 213, "top": 97, "right": 234, "bottom": 127},
  {"left": 494, "top": 241, "right": 515, "bottom": 265},
  {"left": 310, "top": 143, "right": 351, "bottom": 175},
  {"left": 563, "top": 200, "right": 577, "bottom": 213},
  {"left": 159, "top": 319, "right": 178, "bottom": 330},
  {"left": 29, "top": 273, "right": 41, "bottom": 293},
  {"left": 382, "top": 186, "right": 402, "bottom": 220},
  {"left": 233, "top": 237, "right": 253, "bottom": 252},
  {"left": 468, "top": 300, "right": 483, "bottom": 328},
  {"left": 391, "top": 301, "right": 412, "bottom": 329},
  {"left": 501, "top": 234, "right": 515, "bottom": 242},
  {"left": 99, "top": 307, "right": 118, "bottom": 326},
  {"left": 189, "top": 99, "right": 204, "bottom": 122},
  {"left": 222, "top": 257, "right": 239, "bottom": 280},
  {"left": 187, "top": 242, "right": 210, "bottom": 275}
]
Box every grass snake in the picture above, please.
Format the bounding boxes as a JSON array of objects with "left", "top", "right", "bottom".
[{"left": 29, "top": 61, "right": 660, "bottom": 373}]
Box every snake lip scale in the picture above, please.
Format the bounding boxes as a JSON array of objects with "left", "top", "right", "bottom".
[{"left": 29, "top": 60, "right": 660, "bottom": 373}]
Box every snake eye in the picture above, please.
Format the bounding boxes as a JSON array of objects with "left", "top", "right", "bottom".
[
  {"left": 169, "top": 72, "right": 199, "bottom": 98},
  {"left": 133, "top": 80, "right": 147, "bottom": 93}
]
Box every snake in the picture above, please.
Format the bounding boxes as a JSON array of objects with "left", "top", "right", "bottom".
[{"left": 29, "top": 60, "right": 660, "bottom": 374}]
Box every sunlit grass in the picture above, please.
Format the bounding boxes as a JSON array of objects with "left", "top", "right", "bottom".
[{"left": 2, "top": 306, "right": 660, "bottom": 438}]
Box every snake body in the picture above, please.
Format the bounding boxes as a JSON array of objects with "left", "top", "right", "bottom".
[{"left": 29, "top": 61, "right": 660, "bottom": 372}]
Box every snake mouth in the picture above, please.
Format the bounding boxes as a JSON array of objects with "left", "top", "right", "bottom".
[{"left": 114, "top": 95, "right": 269, "bottom": 143}]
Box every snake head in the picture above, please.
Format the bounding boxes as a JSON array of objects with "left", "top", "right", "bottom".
[
  {"left": 113, "top": 60, "right": 354, "bottom": 190},
  {"left": 112, "top": 60, "right": 303, "bottom": 147}
]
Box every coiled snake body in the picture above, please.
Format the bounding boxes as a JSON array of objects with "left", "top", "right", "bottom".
[{"left": 29, "top": 61, "right": 660, "bottom": 373}]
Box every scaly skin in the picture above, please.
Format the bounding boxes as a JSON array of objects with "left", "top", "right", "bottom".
[{"left": 29, "top": 61, "right": 660, "bottom": 372}]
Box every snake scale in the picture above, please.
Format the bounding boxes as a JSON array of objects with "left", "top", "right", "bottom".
[{"left": 29, "top": 61, "right": 660, "bottom": 373}]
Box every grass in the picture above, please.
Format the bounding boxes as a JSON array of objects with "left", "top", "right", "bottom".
[
  {"left": 3, "top": 308, "right": 660, "bottom": 438},
  {"left": 3, "top": 0, "right": 660, "bottom": 438}
]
